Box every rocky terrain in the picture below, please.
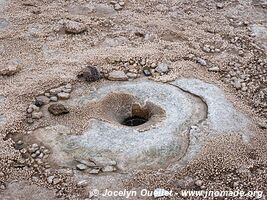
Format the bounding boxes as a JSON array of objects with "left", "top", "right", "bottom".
[{"left": 0, "top": 0, "right": 266, "bottom": 199}]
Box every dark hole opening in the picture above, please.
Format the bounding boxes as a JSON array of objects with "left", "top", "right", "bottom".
[{"left": 122, "top": 116, "right": 148, "bottom": 126}]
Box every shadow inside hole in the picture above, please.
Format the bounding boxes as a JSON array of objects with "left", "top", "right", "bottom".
[
  {"left": 121, "top": 103, "right": 152, "bottom": 127},
  {"left": 122, "top": 116, "right": 148, "bottom": 126}
]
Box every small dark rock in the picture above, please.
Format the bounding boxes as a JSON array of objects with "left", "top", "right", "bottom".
[
  {"left": 77, "top": 66, "right": 101, "bottom": 82},
  {"left": 48, "top": 104, "right": 69, "bottom": 116},
  {"left": 143, "top": 67, "right": 152, "bottom": 76},
  {"left": 34, "top": 100, "right": 44, "bottom": 107}
]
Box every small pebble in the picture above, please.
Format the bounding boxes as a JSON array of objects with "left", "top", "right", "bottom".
[
  {"left": 50, "top": 96, "right": 58, "bottom": 102},
  {"left": 143, "top": 67, "right": 152, "bottom": 76},
  {"left": 57, "top": 92, "right": 70, "bottom": 100},
  {"left": 208, "top": 66, "right": 220, "bottom": 72},
  {"left": 196, "top": 58, "right": 207, "bottom": 66},
  {"left": 216, "top": 3, "right": 224, "bottom": 9},
  {"left": 50, "top": 88, "right": 62, "bottom": 95},
  {"left": 155, "top": 62, "right": 169, "bottom": 73},
  {"left": 77, "top": 180, "right": 88, "bottom": 187},
  {"left": 47, "top": 176, "right": 55, "bottom": 184},
  {"left": 35, "top": 95, "right": 50, "bottom": 106},
  {"left": 102, "top": 165, "right": 116, "bottom": 172},
  {"left": 127, "top": 72, "right": 138, "bottom": 79},
  {"left": 195, "top": 180, "right": 203, "bottom": 187},
  {"left": 63, "top": 19, "right": 87, "bottom": 34},
  {"left": 114, "top": 4, "right": 123, "bottom": 10},
  {"left": 108, "top": 70, "right": 128, "bottom": 81},
  {"left": 89, "top": 168, "right": 100, "bottom": 174},
  {"left": 76, "top": 164, "right": 88, "bottom": 171},
  {"left": 31, "top": 111, "right": 43, "bottom": 119}
]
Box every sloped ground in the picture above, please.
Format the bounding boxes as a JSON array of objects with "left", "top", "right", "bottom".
[{"left": 0, "top": 0, "right": 266, "bottom": 199}]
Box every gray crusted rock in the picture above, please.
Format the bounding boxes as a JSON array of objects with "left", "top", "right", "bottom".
[
  {"left": 0, "top": 60, "right": 21, "bottom": 76},
  {"left": 155, "top": 62, "right": 169, "bottom": 73},
  {"left": 89, "top": 168, "right": 100, "bottom": 174},
  {"left": 57, "top": 92, "right": 70, "bottom": 100},
  {"left": 91, "top": 157, "right": 116, "bottom": 167},
  {"left": 127, "top": 72, "right": 138, "bottom": 78},
  {"left": 47, "top": 176, "right": 55, "bottom": 184},
  {"left": 50, "top": 88, "right": 62, "bottom": 95},
  {"left": 63, "top": 20, "right": 87, "bottom": 34},
  {"left": 208, "top": 66, "right": 220, "bottom": 72},
  {"left": 114, "top": 4, "right": 123, "bottom": 11},
  {"left": 77, "top": 180, "right": 88, "bottom": 187},
  {"left": 102, "top": 165, "right": 116, "bottom": 172},
  {"left": 31, "top": 111, "right": 43, "bottom": 119},
  {"left": 196, "top": 58, "right": 207, "bottom": 66},
  {"left": 76, "top": 164, "right": 88, "bottom": 171},
  {"left": 108, "top": 70, "right": 128, "bottom": 81},
  {"left": 48, "top": 104, "right": 69, "bottom": 116},
  {"left": 50, "top": 96, "right": 58, "bottom": 102},
  {"left": 35, "top": 96, "right": 50, "bottom": 106}
]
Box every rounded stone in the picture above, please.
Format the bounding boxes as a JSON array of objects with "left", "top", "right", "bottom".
[
  {"left": 108, "top": 70, "right": 128, "bottom": 81},
  {"left": 50, "top": 96, "right": 58, "bottom": 102},
  {"left": 76, "top": 164, "right": 88, "bottom": 171},
  {"left": 48, "top": 104, "right": 69, "bottom": 116},
  {"left": 57, "top": 92, "right": 70, "bottom": 100}
]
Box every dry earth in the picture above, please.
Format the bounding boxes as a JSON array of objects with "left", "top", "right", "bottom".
[{"left": 0, "top": 0, "right": 267, "bottom": 199}]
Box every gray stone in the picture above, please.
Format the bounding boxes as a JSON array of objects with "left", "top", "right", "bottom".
[
  {"left": 258, "top": 122, "right": 267, "bottom": 129},
  {"left": 50, "top": 96, "right": 58, "bottom": 102},
  {"left": 155, "top": 62, "right": 169, "bottom": 73},
  {"left": 48, "top": 104, "right": 69, "bottom": 116},
  {"left": 114, "top": 4, "right": 123, "bottom": 10},
  {"left": 108, "top": 70, "right": 128, "bottom": 81},
  {"left": 0, "top": 18, "right": 8, "bottom": 29},
  {"left": 102, "top": 165, "right": 116, "bottom": 172},
  {"left": 196, "top": 58, "right": 207, "bottom": 66},
  {"left": 57, "top": 92, "right": 70, "bottom": 100},
  {"left": 89, "top": 168, "right": 100, "bottom": 174},
  {"left": 29, "top": 104, "right": 40, "bottom": 112},
  {"left": 44, "top": 93, "right": 50, "bottom": 97},
  {"left": 52, "top": 178, "right": 61, "bottom": 185},
  {"left": 208, "top": 66, "right": 220, "bottom": 72},
  {"left": 50, "top": 88, "right": 62, "bottom": 95},
  {"left": 78, "top": 160, "right": 96, "bottom": 167},
  {"left": 63, "top": 20, "right": 87, "bottom": 34},
  {"left": 91, "top": 157, "right": 116, "bottom": 167},
  {"left": 0, "top": 184, "right": 6, "bottom": 190},
  {"left": 233, "top": 80, "right": 242, "bottom": 89},
  {"left": 35, "top": 96, "right": 50, "bottom": 106},
  {"left": 65, "top": 83, "right": 72, "bottom": 90},
  {"left": 195, "top": 180, "right": 203, "bottom": 187},
  {"left": 76, "top": 164, "right": 88, "bottom": 171},
  {"left": 118, "top": 1, "right": 125, "bottom": 6},
  {"left": 0, "top": 62, "right": 20, "bottom": 76},
  {"left": 62, "top": 88, "right": 72, "bottom": 93},
  {"left": 47, "top": 176, "right": 54, "bottom": 184},
  {"left": 31, "top": 111, "right": 43, "bottom": 119},
  {"left": 77, "top": 180, "right": 88, "bottom": 187},
  {"left": 216, "top": 3, "right": 224, "bottom": 9},
  {"left": 127, "top": 72, "right": 138, "bottom": 78}
]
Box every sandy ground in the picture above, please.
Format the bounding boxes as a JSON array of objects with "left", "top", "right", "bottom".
[{"left": 0, "top": 0, "right": 267, "bottom": 199}]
